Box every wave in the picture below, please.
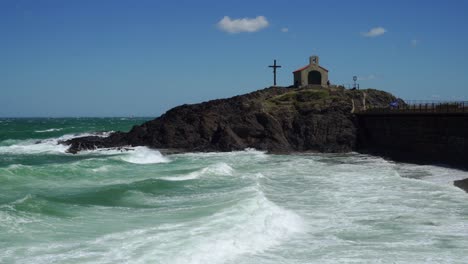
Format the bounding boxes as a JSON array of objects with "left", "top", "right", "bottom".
[
  {"left": 175, "top": 148, "right": 267, "bottom": 158},
  {"left": 0, "top": 138, "right": 70, "bottom": 155},
  {"left": 0, "top": 131, "right": 114, "bottom": 155},
  {"left": 161, "top": 162, "right": 233, "bottom": 181},
  {"left": 119, "top": 147, "right": 170, "bottom": 164},
  {"left": 39, "top": 177, "right": 196, "bottom": 208},
  {"left": 35, "top": 128, "right": 63, "bottom": 133},
  {"left": 395, "top": 163, "right": 468, "bottom": 185},
  {"left": 0, "top": 139, "right": 22, "bottom": 146},
  {"left": 131, "top": 187, "right": 304, "bottom": 263},
  {"left": 0, "top": 195, "right": 44, "bottom": 234},
  {"left": 167, "top": 191, "right": 304, "bottom": 264},
  {"left": 77, "top": 146, "right": 170, "bottom": 164},
  {"left": 91, "top": 165, "right": 112, "bottom": 173},
  {"left": 0, "top": 183, "right": 305, "bottom": 264}
]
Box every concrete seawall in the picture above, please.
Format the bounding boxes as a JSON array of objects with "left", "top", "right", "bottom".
[{"left": 356, "top": 113, "right": 468, "bottom": 169}]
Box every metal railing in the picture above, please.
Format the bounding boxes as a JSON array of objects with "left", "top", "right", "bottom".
[{"left": 360, "top": 100, "right": 468, "bottom": 114}]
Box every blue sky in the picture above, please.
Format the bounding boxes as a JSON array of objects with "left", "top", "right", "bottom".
[{"left": 2, "top": 0, "right": 468, "bottom": 117}]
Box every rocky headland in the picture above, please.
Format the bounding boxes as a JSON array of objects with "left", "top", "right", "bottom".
[
  {"left": 63, "top": 86, "right": 468, "bottom": 193},
  {"left": 64, "top": 86, "right": 397, "bottom": 154}
]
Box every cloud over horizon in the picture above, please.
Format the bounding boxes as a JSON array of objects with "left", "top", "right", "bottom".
[
  {"left": 217, "top": 16, "right": 269, "bottom": 33},
  {"left": 361, "top": 27, "right": 386, "bottom": 37}
]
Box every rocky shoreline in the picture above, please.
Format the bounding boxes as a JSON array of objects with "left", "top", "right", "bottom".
[
  {"left": 64, "top": 86, "right": 396, "bottom": 153},
  {"left": 62, "top": 86, "right": 468, "bottom": 193}
]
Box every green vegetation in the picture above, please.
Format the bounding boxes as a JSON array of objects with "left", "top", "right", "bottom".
[
  {"left": 260, "top": 86, "right": 395, "bottom": 114},
  {"left": 261, "top": 88, "right": 335, "bottom": 113},
  {"left": 268, "top": 89, "right": 330, "bottom": 104}
]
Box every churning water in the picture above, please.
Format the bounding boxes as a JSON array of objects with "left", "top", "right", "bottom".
[{"left": 1, "top": 118, "right": 467, "bottom": 263}]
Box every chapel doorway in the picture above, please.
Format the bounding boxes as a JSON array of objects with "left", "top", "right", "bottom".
[{"left": 308, "top": 71, "right": 322, "bottom": 85}]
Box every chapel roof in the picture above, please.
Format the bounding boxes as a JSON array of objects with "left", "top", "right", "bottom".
[{"left": 293, "top": 64, "right": 329, "bottom": 73}]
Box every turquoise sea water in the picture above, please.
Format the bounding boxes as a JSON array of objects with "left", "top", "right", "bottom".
[{"left": 1, "top": 118, "right": 468, "bottom": 264}]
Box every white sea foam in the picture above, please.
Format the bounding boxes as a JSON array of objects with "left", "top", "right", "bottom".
[
  {"left": 136, "top": 188, "right": 305, "bottom": 264},
  {"left": 0, "top": 131, "right": 114, "bottom": 155},
  {"left": 254, "top": 172, "right": 265, "bottom": 179},
  {"left": 79, "top": 147, "right": 131, "bottom": 156},
  {"left": 160, "top": 173, "right": 201, "bottom": 181},
  {"left": 7, "top": 164, "right": 28, "bottom": 170},
  {"left": 119, "top": 147, "right": 170, "bottom": 164},
  {"left": 0, "top": 196, "right": 41, "bottom": 233},
  {"left": 0, "top": 139, "right": 21, "bottom": 146},
  {"left": 0, "top": 186, "right": 304, "bottom": 264},
  {"left": 3, "top": 150, "right": 468, "bottom": 264},
  {"left": 396, "top": 163, "right": 468, "bottom": 185},
  {"left": 0, "top": 138, "right": 70, "bottom": 154},
  {"left": 91, "top": 165, "right": 111, "bottom": 173},
  {"left": 161, "top": 162, "right": 234, "bottom": 181},
  {"left": 116, "top": 186, "right": 303, "bottom": 263},
  {"left": 35, "top": 128, "right": 63, "bottom": 133},
  {"left": 176, "top": 148, "right": 267, "bottom": 159}
]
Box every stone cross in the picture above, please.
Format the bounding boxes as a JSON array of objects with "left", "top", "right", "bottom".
[{"left": 268, "top": 60, "right": 282, "bottom": 86}]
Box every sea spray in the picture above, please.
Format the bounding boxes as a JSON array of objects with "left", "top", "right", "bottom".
[
  {"left": 119, "top": 147, "right": 170, "bottom": 164},
  {"left": 161, "top": 162, "right": 234, "bottom": 181},
  {"left": 35, "top": 128, "right": 63, "bottom": 133},
  {"left": 0, "top": 131, "right": 114, "bottom": 155}
]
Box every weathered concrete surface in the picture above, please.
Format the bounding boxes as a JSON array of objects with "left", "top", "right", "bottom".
[{"left": 356, "top": 113, "right": 468, "bottom": 169}]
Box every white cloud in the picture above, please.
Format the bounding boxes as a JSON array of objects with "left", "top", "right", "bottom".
[
  {"left": 281, "top": 27, "right": 289, "bottom": 33},
  {"left": 411, "top": 39, "right": 419, "bottom": 46},
  {"left": 361, "top": 27, "right": 386, "bottom": 37},
  {"left": 217, "top": 16, "right": 269, "bottom": 33}
]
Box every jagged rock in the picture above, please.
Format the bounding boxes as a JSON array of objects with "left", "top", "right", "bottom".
[
  {"left": 64, "top": 86, "right": 398, "bottom": 154},
  {"left": 454, "top": 178, "right": 468, "bottom": 193}
]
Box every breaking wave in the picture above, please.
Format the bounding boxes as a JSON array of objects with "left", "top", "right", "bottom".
[
  {"left": 0, "top": 131, "right": 114, "bottom": 155},
  {"left": 161, "top": 162, "right": 233, "bottom": 181},
  {"left": 0, "top": 182, "right": 305, "bottom": 264},
  {"left": 35, "top": 128, "right": 63, "bottom": 133},
  {"left": 119, "top": 147, "right": 170, "bottom": 164}
]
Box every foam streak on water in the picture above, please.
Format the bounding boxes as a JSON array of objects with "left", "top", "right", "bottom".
[
  {"left": 1, "top": 119, "right": 468, "bottom": 264},
  {"left": 0, "top": 131, "right": 114, "bottom": 155}
]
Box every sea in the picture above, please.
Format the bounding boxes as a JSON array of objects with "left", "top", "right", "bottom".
[{"left": 1, "top": 118, "right": 468, "bottom": 264}]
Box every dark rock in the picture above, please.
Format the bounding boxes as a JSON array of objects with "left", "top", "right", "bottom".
[
  {"left": 454, "top": 178, "right": 468, "bottom": 192},
  {"left": 63, "top": 86, "right": 397, "bottom": 154}
]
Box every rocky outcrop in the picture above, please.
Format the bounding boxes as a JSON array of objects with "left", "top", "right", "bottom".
[
  {"left": 64, "top": 86, "right": 397, "bottom": 154},
  {"left": 454, "top": 178, "right": 468, "bottom": 193}
]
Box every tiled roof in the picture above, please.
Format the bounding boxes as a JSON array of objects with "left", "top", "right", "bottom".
[{"left": 293, "top": 64, "right": 329, "bottom": 73}]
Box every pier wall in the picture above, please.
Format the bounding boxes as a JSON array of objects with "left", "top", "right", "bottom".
[{"left": 356, "top": 113, "right": 468, "bottom": 168}]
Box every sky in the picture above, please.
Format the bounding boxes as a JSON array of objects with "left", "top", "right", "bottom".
[{"left": 2, "top": 0, "right": 468, "bottom": 117}]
